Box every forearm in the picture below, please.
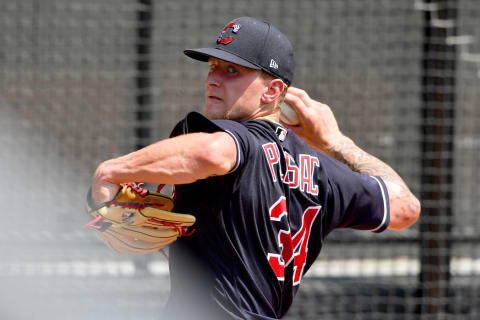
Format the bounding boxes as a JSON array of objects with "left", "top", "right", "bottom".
[
  {"left": 95, "top": 132, "right": 235, "bottom": 186},
  {"left": 326, "top": 136, "right": 421, "bottom": 230}
]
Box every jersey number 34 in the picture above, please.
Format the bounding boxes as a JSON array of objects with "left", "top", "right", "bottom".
[{"left": 267, "top": 196, "right": 321, "bottom": 286}]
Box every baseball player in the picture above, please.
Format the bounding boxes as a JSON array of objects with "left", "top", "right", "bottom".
[{"left": 91, "top": 17, "right": 420, "bottom": 319}]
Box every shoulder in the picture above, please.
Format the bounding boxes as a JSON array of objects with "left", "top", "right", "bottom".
[{"left": 170, "top": 112, "right": 226, "bottom": 137}]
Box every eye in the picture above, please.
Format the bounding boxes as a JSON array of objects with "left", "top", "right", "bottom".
[
  {"left": 208, "top": 63, "right": 217, "bottom": 71},
  {"left": 227, "top": 66, "right": 238, "bottom": 75}
]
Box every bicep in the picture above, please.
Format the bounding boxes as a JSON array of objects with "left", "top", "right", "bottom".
[{"left": 205, "top": 131, "right": 238, "bottom": 176}]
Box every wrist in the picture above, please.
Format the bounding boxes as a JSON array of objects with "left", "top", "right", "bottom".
[
  {"left": 324, "top": 134, "right": 353, "bottom": 156},
  {"left": 322, "top": 135, "right": 363, "bottom": 171}
]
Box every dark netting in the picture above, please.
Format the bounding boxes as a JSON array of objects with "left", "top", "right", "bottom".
[{"left": 1, "top": 0, "right": 479, "bottom": 319}]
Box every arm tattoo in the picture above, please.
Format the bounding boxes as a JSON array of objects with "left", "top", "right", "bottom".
[
  {"left": 326, "top": 138, "right": 394, "bottom": 180},
  {"left": 326, "top": 138, "right": 420, "bottom": 227}
]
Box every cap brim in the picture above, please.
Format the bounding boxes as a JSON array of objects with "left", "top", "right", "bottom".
[{"left": 184, "top": 48, "right": 261, "bottom": 70}]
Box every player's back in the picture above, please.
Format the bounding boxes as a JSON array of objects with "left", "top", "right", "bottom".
[
  {"left": 166, "top": 113, "right": 389, "bottom": 319},
  {"left": 166, "top": 115, "right": 327, "bottom": 319}
]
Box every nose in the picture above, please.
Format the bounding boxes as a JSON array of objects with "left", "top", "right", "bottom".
[{"left": 206, "top": 68, "right": 221, "bottom": 88}]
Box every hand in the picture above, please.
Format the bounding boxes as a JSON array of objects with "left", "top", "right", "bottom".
[
  {"left": 283, "top": 88, "right": 421, "bottom": 230},
  {"left": 282, "top": 87, "right": 346, "bottom": 156},
  {"left": 91, "top": 164, "right": 120, "bottom": 205}
]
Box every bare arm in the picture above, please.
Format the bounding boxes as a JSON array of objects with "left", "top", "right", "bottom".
[
  {"left": 92, "top": 131, "right": 237, "bottom": 204},
  {"left": 282, "top": 87, "right": 420, "bottom": 230}
]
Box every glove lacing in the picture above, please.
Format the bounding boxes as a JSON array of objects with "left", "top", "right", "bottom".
[{"left": 84, "top": 183, "right": 195, "bottom": 237}]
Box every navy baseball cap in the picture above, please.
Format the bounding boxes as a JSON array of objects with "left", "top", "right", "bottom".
[{"left": 184, "top": 17, "right": 294, "bottom": 85}]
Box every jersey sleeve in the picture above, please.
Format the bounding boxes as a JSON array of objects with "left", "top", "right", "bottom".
[
  {"left": 323, "top": 156, "right": 390, "bottom": 233},
  {"left": 169, "top": 112, "right": 255, "bottom": 173}
]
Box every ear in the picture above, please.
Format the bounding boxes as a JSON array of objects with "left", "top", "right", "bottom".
[{"left": 260, "top": 78, "right": 285, "bottom": 104}]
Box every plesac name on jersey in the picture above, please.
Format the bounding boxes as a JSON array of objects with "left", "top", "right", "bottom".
[{"left": 262, "top": 142, "right": 319, "bottom": 196}]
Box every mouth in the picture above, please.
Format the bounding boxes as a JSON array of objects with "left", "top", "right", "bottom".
[{"left": 207, "top": 95, "right": 222, "bottom": 101}]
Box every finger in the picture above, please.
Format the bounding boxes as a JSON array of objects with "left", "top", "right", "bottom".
[
  {"left": 284, "top": 92, "right": 304, "bottom": 112},
  {"left": 279, "top": 118, "right": 300, "bottom": 128},
  {"left": 287, "top": 124, "right": 305, "bottom": 137},
  {"left": 286, "top": 87, "right": 315, "bottom": 107},
  {"left": 92, "top": 181, "right": 120, "bottom": 205},
  {"left": 286, "top": 86, "right": 304, "bottom": 97},
  {"left": 284, "top": 92, "right": 311, "bottom": 122}
]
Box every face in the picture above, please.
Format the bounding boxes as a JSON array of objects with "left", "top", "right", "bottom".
[{"left": 204, "top": 57, "right": 268, "bottom": 121}]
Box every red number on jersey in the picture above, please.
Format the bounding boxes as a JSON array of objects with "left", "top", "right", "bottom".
[{"left": 267, "top": 196, "right": 321, "bottom": 286}]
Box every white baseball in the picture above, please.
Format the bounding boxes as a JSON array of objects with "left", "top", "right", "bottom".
[{"left": 280, "top": 102, "right": 299, "bottom": 125}]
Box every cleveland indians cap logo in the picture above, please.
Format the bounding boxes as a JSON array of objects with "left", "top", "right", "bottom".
[{"left": 217, "top": 23, "right": 241, "bottom": 45}]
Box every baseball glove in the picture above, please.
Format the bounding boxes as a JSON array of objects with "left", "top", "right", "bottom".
[{"left": 84, "top": 182, "right": 195, "bottom": 254}]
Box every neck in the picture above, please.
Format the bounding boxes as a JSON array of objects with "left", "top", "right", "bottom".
[
  {"left": 255, "top": 112, "right": 280, "bottom": 124},
  {"left": 248, "top": 102, "right": 281, "bottom": 123}
]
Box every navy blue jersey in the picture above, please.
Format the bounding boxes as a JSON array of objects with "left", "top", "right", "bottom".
[{"left": 164, "top": 112, "right": 389, "bottom": 319}]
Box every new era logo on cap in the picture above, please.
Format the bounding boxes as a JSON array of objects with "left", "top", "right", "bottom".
[
  {"left": 269, "top": 59, "right": 279, "bottom": 69},
  {"left": 184, "top": 17, "right": 294, "bottom": 85}
]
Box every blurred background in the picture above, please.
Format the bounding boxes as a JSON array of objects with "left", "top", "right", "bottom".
[{"left": 1, "top": 0, "right": 479, "bottom": 319}]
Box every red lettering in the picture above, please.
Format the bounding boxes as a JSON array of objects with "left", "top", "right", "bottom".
[
  {"left": 263, "top": 143, "right": 280, "bottom": 182},
  {"left": 280, "top": 229, "right": 293, "bottom": 269},
  {"left": 299, "top": 155, "right": 319, "bottom": 195},
  {"left": 269, "top": 196, "right": 287, "bottom": 221},
  {"left": 268, "top": 229, "right": 293, "bottom": 280},
  {"left": 290, "top": 206, "right": 321, "bottom": 285},
  {"left": 310, "top": 157, "right": 319, "bottom": 195},
  {"left": 267, "top": 197, "right": 321, "bottom": 285},
  {"left": 299, "top": 155, "right": 311, "bottom": 193},
  {"left": 268, "top": 253, "right": 285, "bottom": 280},
  {"left": 283, "top": 152, "right": 299, "bottom": 189},
  {"left": 263, "top": 146, "right": 318, "bottom": 195}
]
